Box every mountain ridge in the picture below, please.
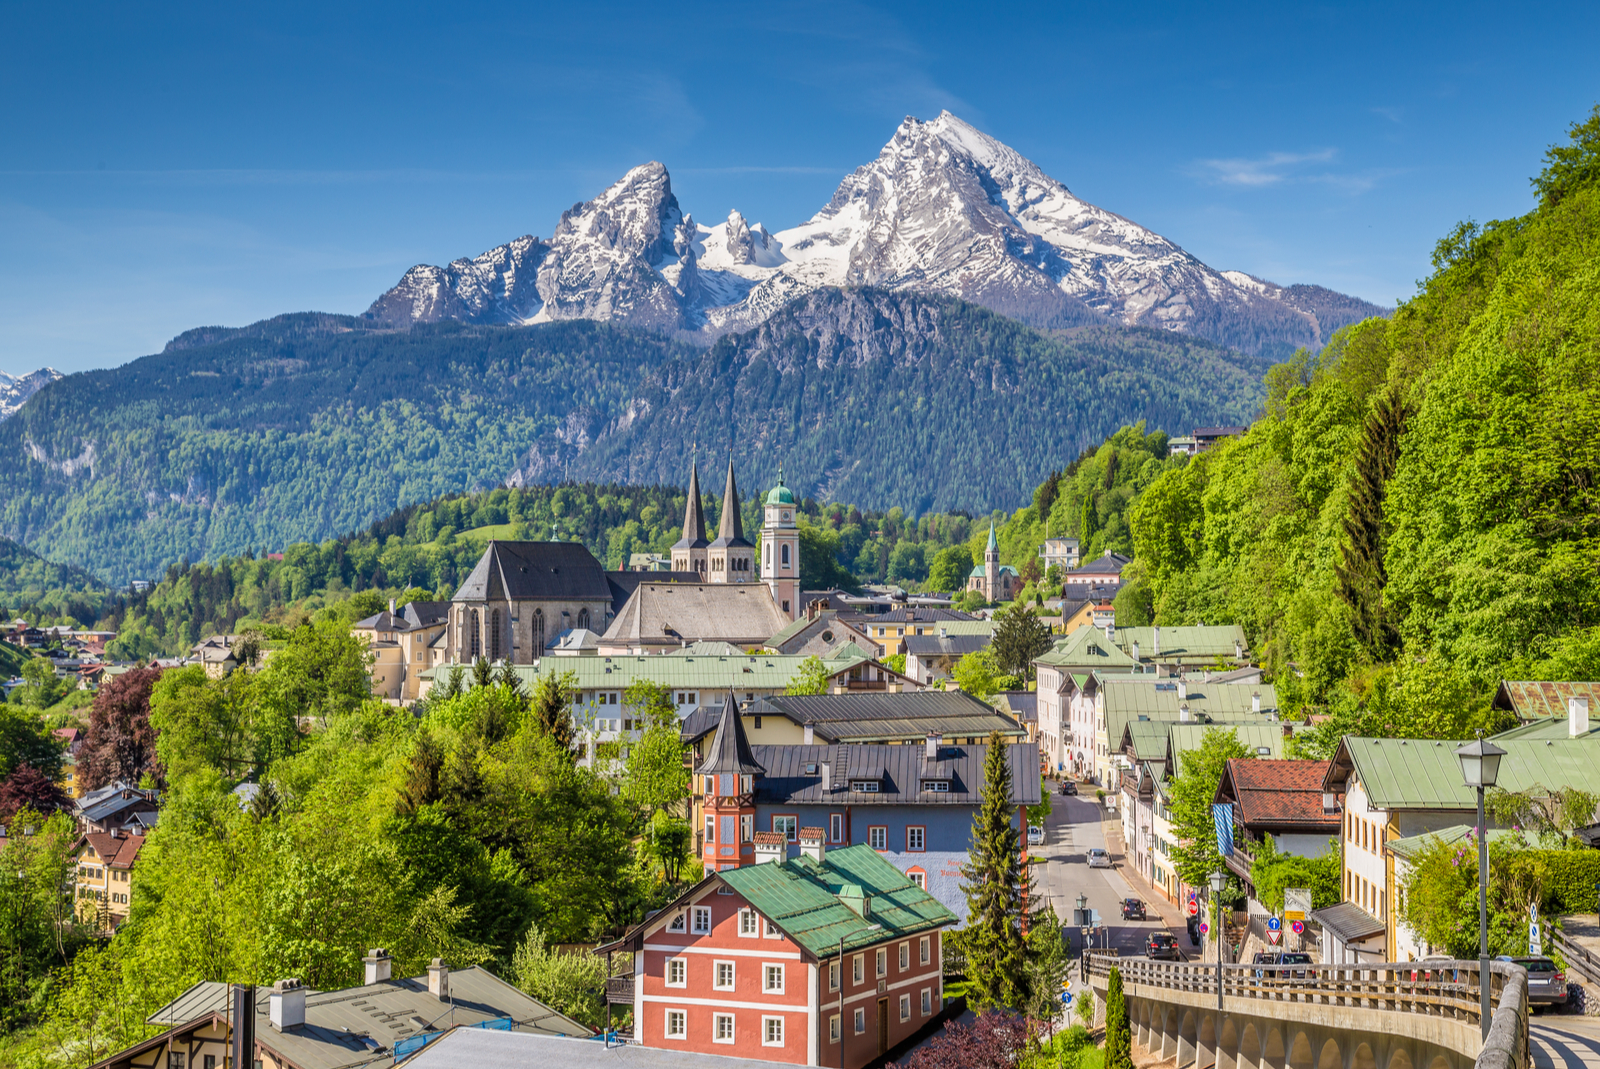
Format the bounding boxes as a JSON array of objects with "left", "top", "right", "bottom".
[{"left": 364, "top": 111, "right": 1389, "bottom": 358}]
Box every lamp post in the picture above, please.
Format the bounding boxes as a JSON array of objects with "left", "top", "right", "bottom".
[
  {"left": 1455, "top": 738, "right": 1506, "bottom": 1042},
  {"left": 1209, "top": 870, "right": 1227, "bottom": 1011}
]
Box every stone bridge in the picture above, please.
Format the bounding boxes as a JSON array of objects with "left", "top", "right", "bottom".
[{"left": 1085, "top": 956, "right": 1530, "bottom": 1069}]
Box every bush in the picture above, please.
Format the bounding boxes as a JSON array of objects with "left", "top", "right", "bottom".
[{"left": 1539, "top": 850, "right": 1600, "bottom": 915}]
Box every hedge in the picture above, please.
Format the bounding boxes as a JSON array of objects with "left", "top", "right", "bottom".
[{"left": 1540, "top": 850, "right": 1600, "bottom": 916}]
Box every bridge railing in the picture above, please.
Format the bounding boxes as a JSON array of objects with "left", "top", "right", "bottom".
[{"left": 1085, "top": 954, "right": 1510, "bottom": 1027}]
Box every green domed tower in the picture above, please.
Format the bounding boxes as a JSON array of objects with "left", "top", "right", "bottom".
[{"left": 760, "top": 465, "right": 800, "bottom": 620}]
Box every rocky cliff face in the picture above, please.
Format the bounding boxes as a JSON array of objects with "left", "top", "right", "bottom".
[{"left": 366, "top": 113, "right": 1388, "bottom": 356}]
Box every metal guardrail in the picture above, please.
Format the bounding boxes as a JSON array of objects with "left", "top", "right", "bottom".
[
  {"left": 1551, "top": 928, "right": 1600, "bottom": 986},
  {"left": 1085, "top": 954, "right": 1506, "bottom": 1026}
]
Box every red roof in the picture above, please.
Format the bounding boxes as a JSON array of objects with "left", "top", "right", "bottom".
[
  {"left": 77, "top": 831, "right": 146, "bottom": 869},
  {"left": 1217, "top": 759, "right": 1340, "bottom": 831}
]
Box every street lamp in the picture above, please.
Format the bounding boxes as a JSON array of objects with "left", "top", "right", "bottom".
[
  {"left": 1455, "top": 738, "right": 1506, "bottom": 1041},
  {"left": 1208, "top": 870, "right": 1227, "bottom": 1010}
]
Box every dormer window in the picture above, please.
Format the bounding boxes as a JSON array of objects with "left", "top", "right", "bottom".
[
  {"left": 851, "top": 780, "right": 881, "bottom": 793},
  {"left": 922, "top": 780, "right": 951, "bottom": 793}
]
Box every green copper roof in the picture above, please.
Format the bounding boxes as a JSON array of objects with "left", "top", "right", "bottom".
[
  {"left": 719, "top": 844, "right": 956, "bottom": 958},
  {"left": 1334, "top": 734, "right": 1600, "bottom": 811},
  {"left": 986, "top": 522, "right": 998, "bottom": 551}
]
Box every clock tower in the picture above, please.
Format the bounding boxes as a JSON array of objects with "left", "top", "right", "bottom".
[{"left": 761, "top": 466, "right": 800, "bottom": 620}]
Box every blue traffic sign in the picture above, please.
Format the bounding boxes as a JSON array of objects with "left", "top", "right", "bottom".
[{"left": 1267, "top": 917, "right": 1281, "bottom": 932}]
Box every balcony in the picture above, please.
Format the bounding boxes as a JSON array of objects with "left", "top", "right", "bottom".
[
  {"left": 846, "top": 679, "right": 887, "bottom": 691},
  {"left": 605, "top": 975, "right": 635, "bottom": 1004}
]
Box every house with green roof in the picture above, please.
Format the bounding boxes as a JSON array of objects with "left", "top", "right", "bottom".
[
  {"left": 597, "top": 839, "right": 955, "bottom": 1068},
  {"left": 1034, "top": 625, "right": 1147, "bottom": 778},
  {"left": 966, "top": 523, "right": 1020, "bottom": 602},
  {"left": 1109, "top": 624, "right": 1251, "bottom": 668}
]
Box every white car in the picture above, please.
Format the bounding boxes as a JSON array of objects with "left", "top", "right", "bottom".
[
  {"left": 1027, "top": 824, "right": 1045, "bottom": 846},
  {"left": 1087, "top": 847, "right": 1112, "bottom": 869}
]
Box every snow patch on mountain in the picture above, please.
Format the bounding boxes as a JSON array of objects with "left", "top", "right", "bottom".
[{"left": 1, "top": 368, "right": 63, "bottom": 420}]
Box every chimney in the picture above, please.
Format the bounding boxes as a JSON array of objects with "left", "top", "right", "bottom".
[
  {"left": 1132, "top": 640, "right": 1140, "bottom": 662},
  {"left": 1106, "top": 621, "right": 1116, "bottom": 641},
  {"left": 803, "top": 722, "right": 814, "bottom": 745},
  {"left": 821, "top": 762, "right": 832, "bottom": 793},
  {"left": 1153, "top": 626, "right": 1161, "bottom": 655},
  {"left": 799, "top": 827, "right": 826, "bottom": 863},
  {"left": 230, "top": 984, "right": 255, "bottom": 1069},
  {"left": 427, "top": 958, "right": 450, "bottom": 1001},
  {"left": 1234, "top": 639, "right": 1243, "bottom": 660},
  {"left": 1571, "top": 696, "right": 1590, "bottom": 737},
  {"left": 753, "top": 832, "right": 786, "bottom": 865},
  {"left": 1179, "top": 703, "right": 1191, "bottom": 722},
  {"left": 269, "top": 979, "right": 305, "bottom": 1032},
  {"left": 389, "top": 598, "right": 396, "bottom": 615},
  {"left": 363, "top": 948, "right": 392, "bottom": 985},
  {"left": 1178, "top": 679, "right": 1187, "bottom": 702},
  {"left": 926, "top": 733, "right": 941, "bottom": 760},
  {"left": 1252, "top": 692, "right": 1262, "bottom": 714}
]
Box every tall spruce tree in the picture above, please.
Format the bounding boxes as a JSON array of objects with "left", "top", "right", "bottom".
[
  {"left": 1334, "top": 386, "right": 1410, "bottom": 659},
  {"left": 960, "top": 731, "right": 1035, "bottom": 1010},
  {"left": 1103, "top": 966, "right": 1132, "bottom": 1069},
  {"left": 991, "top": 603, "right": 1053, "bottom": 681}
]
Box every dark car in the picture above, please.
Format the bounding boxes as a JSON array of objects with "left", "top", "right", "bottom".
[
  {"left": 1059, "top": 781, "right": 1078, "bottom": 796},
  {"left": 1498, "top": 955, "right": 1568, "bottom": 1008},
  {"left": 1121, "top": 898, "right": 1146, "bottom": 920},
  {"left": 1253, "top": 951, "right": 1311, "bottom": 979},
  {"left": 1147, "top": 932, "right": 1180, "bottom": 960}
]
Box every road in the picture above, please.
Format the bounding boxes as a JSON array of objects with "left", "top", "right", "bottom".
[
  {"left": 1034, "top": 790, "right": 1194, "bottom": 960},
  {"left": 1532, "top": 1015, "right": 1600, "bottom": 1069}
]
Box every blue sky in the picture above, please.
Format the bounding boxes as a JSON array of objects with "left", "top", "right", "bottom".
[{"left": 3, "top": 0, "right": 1597, "bottom": 374}]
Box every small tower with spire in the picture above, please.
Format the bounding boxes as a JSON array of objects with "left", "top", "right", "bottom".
[
  {"left": 672, "top": 461, "right": 710, "bottom": 577},
  {"left": 984, "top": 521, "right": 1001, "bottom": 602},
  {"left": 695, "top": 691, "right": 765, "bottom": 871},
  {"left": 707, "top": 457, "right": 755, "bottom": 583},
  {"left": 761, "top": 464, "right": 800, "bottom": 619}
]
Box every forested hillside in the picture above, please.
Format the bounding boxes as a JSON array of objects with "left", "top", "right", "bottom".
[
  {"left": 1, "top": 290, "right": 1267, "bottom": 585},
  {"left": 1123, "top": 107, "right": 1600, "bottom": 752}
]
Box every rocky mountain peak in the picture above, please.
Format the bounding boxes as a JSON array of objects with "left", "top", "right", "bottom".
[{"left": 0, "top": 367, "right": 64, "bottom": 421}]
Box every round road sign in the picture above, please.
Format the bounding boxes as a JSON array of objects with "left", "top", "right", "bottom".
[
  {"left": 1187, "top": 900, "right": 1199, "bottom": 917},
  {"left": 1198, "top": 921, "right": 1209, "bottom": 935},
  {"left": 1291, "top": 920, "right": 1305, "bottom": 935},
  {"left": 1267, "top": 917, "right": 1281, "bottom": 931}
]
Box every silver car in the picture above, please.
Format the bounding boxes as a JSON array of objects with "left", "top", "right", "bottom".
[{"left": 1087, "top": 847, "right": 1111, "bottom": 869}]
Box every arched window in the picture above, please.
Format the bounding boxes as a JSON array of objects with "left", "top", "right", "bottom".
[
  {"left": 469, "top": 610, "right": 481, "bottom": 658},
  {"left": 577, "top": 607, "right": 590, "bottom": 631},
  {"left": 781, "top": 544, "right": 790, "bottom": 565},
  {"left": 532, "top": 608, "right": 545, "bottom": 654},
  {"left": 490, "top": 610, "right": 502, "bottom": 661}
]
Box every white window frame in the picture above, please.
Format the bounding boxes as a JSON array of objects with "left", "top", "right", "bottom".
[
  {"left": 920, "top": 936, "right": 931, "bottom": 965},
  {"left": 876, "top": 947, "right": 887, "bottom": 977},
  {"left": 692, "top": 906, "right": 712, "bottom": 934},
  {"left": 666, "top": 912, "right": 686, "bottom": 933},
  {"left": 900, "top": 993, "right": 911, "bottom": 1021},
  {"left": 665, "top": 958, "right": 687, "bottom": 988},
  {"left": 921, "top": 987, "right": 933, "bottom": 1016},
  {"left": 766, "top": 917, "right": 782, "bottom": 939},
  {"left": 830, "top": 1013, "right": 841, "bottom": 1043},
  {"left": 909, "top": 871, "right": 925, "bottom": 889},
  {"left": 773, "top": 815, "right": 797, "bottom": 840},
  {"left": 664, "top": 1009, "right": 687, "bottom": 1039},
  {"left": 713, "top": 959, "right": 736, "bottom": 991},
  {"left": 829, "top": 813, "right": 844, "bottom": 842},
  {"left": 713, "top": 1012, "right": 735, "bottom": 1044},
  {"left": 829, "top": 960, "right": 839, "bottom": 991},
  {"left": 868, "top": 826, "right": 887, "bottom": 850},
  {"left": 899, "top": 942, "right": 910, "bottom": 970},
  {"left": 852, "top": 953, "right": 864, "bottom": 984},
  {"left": 739, "top": 908, "right": 759, "bottom": 937},
  {"left": 853, "top": 1007, "right": 866, "bottom": 1034},
  {"left": 763, "top": 1015, "right": 785, "bottom": 1047},
  {"left": 763, "top": 963, "right": 785, "bottom": 994},
  {"left": 907, "top": 826, "right": 925, "bottom": 851}
]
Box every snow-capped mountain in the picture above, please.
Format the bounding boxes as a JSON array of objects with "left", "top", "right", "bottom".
[
  {"left": 366, "top": 112, "right": 1386, "bottom": 354},
  {"left": 0, "top": 368, "right": 62, "bottom": 420}
]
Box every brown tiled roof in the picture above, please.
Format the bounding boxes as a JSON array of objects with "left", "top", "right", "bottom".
[
  {"left": 1216, "top": 759, "right": 1339, "bottom": 831},
  {"left": 1494, "top": 680, "right": 1600, "bottom": 720},
  {"left": 109, "top": 833, "right": 145, "bottom": 869},
  {"left": 752, "top": 831, "right": 785, "bottom": 844}
]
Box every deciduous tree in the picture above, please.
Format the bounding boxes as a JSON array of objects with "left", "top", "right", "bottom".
[{"left": 79, "top": 666, "right": 164, "bottom": 790}]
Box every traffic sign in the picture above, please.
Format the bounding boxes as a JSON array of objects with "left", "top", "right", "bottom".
[
  {"left": 1291, "top": 920, "right": 1305, "bottom": 935},
  {"left": 1187, "top": 899, "right": 1200, "bottom": 917},
  {"left": 1267, "top": 917, "right": 1281, "bottom": 931},
  {"left": 1530, "top": 923, "right": 1542, "bottom": 956},
  {"left": 1267, "top": 930, "right": 1282, "bottom": 944},
  {"left": 1199, "top": 921, "right": 1210, "bottom": 935}
]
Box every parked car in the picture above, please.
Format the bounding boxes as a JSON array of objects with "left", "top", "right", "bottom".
[
  {"left": 1027, "top": 824, "right": 1045, "bottom": 846},
  {"left": 1059, "top": 781, "right": 1078, "bottom": 796},
  {"left": 1087, "top": 847, "right": 1111, "bottom": 869},
  {"left": 1498, "top": 955, "right": 1568, "bottom": 1008},
  {"left": 1253, "top": 951, "right": 1312, "bottom": 979},
  {"left": 1121, "top": 898, "right": 1146, "bottom": 920},
  {"left": 1147, "top": 933, "right": 1180, "bottom": 960}
]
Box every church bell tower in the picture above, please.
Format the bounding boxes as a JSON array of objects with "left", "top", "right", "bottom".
[{"left": 761, "top": 466, "right": 800, "bottom": 619}]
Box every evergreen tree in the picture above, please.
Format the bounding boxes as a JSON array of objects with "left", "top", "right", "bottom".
[
  {"left": 1023, "top": 905, "right": 1070, "bottom": 1027},
  {"left": 991, "top": 603, "right": 1053, "bottom": 681},
  {"left": 1334, "top": 386, "right": 1409, "bottom": 659},
  {"left": 1103, "top": 967, "right": 1132, "bottom": 1069},
  {"left": 960, "top": 731, "right": 1034, "bottom": 1010}
]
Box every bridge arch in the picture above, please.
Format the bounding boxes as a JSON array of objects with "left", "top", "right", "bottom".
[
  {"left": 1289, "top": 1030, "right": 1314, "bottom": 1069},
  {"left": 1262, "top": 1025, "right": 1286, "bottom": 1069},
  {"left": 1385, "top": 1048, "right": 1413, "bottom": 1069},
  {"left": 1198, "top": 1011, "right": 1219, "bottom": 1069},
  {"left": 1316, "top": 1038, "right": 1342, "bottom": 1069},
  {"left": 1178, "top": 1010, "right": 1199, "bottom": 1068},
  {"left": 1218, "top": 1016, "right": 1240, "bottom": 1069},
  {"left": 1240, "top": 1022, "right": 1263, "bottom": 1069},
  {"left": 1352, "top": 1042, "right": 1377, "bottom": 1069}
]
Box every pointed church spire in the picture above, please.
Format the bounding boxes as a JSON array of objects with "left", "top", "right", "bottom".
[
  {"left": 986, "top": 521, "right": 998, "bottom": 552},
  {"left": 718, "top": 456, "right": 745, "bottom": 542},
  {"left": 675, "top": 461, "right": 708, "bottom": 549},
  {"left": 695, "top": 690, "right": 765, "bottom": 775}
]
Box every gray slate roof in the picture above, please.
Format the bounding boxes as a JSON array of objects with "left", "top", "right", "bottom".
[
  {"left": 903, "top": 633, "right": 990, "bottom": 658},
  {"left": 696, "top": 693, "right": 765, "bottom": 776},
  {"left": 452, "top": 541, "right": 612, "bottom": 603},
  {"left": 605, "top": 570, "right": 705, "bottom": 617},
  {"left": 602, "top": 582, "right": 788, "bottom": 646},
  {"left": 751, "top": 742, "right": 1040, "bottom": 806},
  {"left": 405, "top": 1015, "right": 786, "bottom": 1069},
  {"left": 754, "top": 691, "right": 1023, "bottom": 744}
]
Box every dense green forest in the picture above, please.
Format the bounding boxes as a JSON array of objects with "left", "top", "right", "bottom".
[
  {"left": 1122, "top": 107, "right": 1600, "bottom": 753},
  {"left": 1, "top": 290, "right": 1267, "bottom": 585}
]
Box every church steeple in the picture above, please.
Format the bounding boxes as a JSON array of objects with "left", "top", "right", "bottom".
[
  {"left": 708, "top": 456, "right": 754, "bottom": 582},
  {"left": 716, "top": 457, "right": 747, "bottom": 543},
  {"left": 672, "top": 461, "right": 710, "bottom": 577}
]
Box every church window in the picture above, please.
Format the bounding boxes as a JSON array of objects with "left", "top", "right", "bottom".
[
  {"left": 532, "top": 609, "right": 544, "bottom": 654},
  {"left": 781, "top": 544, "right": 790, "bottom": 566},
  {"left": 469, "top": 611, "right": 481, "bottom": 658},
  {"left": 578, "top": 607, "right": 590, "bottom": 630},
  {"left": 490, "top": 610, "right": 501, "bottom": 661}
]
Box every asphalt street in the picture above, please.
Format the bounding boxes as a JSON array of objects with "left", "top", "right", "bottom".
[{"left": 1034, "top": 790, "right": 1194, "bottom": 961}]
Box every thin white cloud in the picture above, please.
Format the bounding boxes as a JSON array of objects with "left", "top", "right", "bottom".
[
  {"left": 1193, "top": 149, "right": 1338, "bottom": 187},
  {"left": 1371, "top": 106, "right": 1404, "bottom": 124}
]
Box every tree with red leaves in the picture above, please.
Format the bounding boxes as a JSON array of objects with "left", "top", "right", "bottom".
[
  {"left": 78, "top": 667, "right": 164, "bottom": 791},
  {"left": 0, "top": 762, "right": 70, "bottom": 823},
  {"left": 889, "top": 1010, "right": 1030, "bottom": 1069}
]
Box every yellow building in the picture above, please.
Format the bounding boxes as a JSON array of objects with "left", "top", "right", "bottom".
[{"left": 73, "top": 830, "right": 144, "bottom": 930}]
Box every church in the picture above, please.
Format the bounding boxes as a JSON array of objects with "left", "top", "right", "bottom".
[
  {"left": 966, "top": 522, "right": 1020, "bottom": 602},
  {"left": 439, "top": 459, "right": 802, "bottom": 663}
]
